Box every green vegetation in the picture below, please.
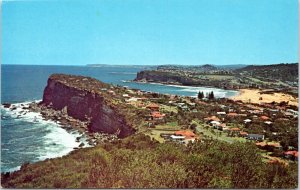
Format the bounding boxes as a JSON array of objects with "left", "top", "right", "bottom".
[
  {"left": 198, "top": 91, "right": 204, "bottom": 99},
  {"left": 2, "top": 134, "right": 297, "bottom": 188},
  {"left": 193, "top": 120, "right": 246, "bottom": 144},
  {"left": 136, "top": 63, "right": 298, "bottom": 91}
]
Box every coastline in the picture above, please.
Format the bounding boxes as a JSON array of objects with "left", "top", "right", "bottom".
[
  {"left": 1, "top": 100, "right": 118, "bottom": 173},
  {"left": 230, "top": 89, "right": 299, "bottom": 107},
  {"left": 132, "top": 80, "right": 298, "bottom": 106},
  {"left": 130, "top": 80, "right": 239, "bottom": 96}
]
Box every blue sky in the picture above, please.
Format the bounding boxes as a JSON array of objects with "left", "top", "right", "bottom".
[{"left": 2, "top": 0, "right": 298, "bottom": 65}]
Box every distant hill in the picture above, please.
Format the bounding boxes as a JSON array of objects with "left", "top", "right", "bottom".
[
  {"left": 217, "top": 64, "right": 248, "bottom": 70},
  {"left": 235, "top": 63, "right": 298, "bottom": 82},
  {"left": 157, "top": 64, "right": 218, "bottom": 72}
]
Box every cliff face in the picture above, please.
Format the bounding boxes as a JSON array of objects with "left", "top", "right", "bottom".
[{"left": 42, "top": 74, "right": 135, "bottom": 138}]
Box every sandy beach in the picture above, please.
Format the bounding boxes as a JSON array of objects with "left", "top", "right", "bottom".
[{"left": 230, "top": 89, "right": 298, "bottom": 107}]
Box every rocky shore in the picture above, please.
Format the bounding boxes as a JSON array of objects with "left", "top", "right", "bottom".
[
  {"left": 2, "top": 102, "right": 119, "bottom": 148},
  {"left": 27, "top": 102, "right": 118, "bottom": 147}
]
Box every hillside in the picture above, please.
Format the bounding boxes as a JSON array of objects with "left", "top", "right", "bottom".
[
  {"left": 235, "top": 63, "right": 298, "bottom": 83},
  {"left": 135, "top": 63, "right": 299, "bottom": 90},
  {"left": 1, "top": 134, "right": 297, "bottom": 188}
]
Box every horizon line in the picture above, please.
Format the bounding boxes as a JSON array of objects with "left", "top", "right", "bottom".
[{"left": 1, "top": 62, "right": 298, "bottom": 67}]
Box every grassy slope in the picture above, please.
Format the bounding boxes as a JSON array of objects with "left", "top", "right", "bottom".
[{"left": 1, "top": 134, "right": 297, "bottom": 189}]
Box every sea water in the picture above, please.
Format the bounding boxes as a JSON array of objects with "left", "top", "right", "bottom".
[{"left": 1, "top": 64, "right": 238, "bottom": 172}]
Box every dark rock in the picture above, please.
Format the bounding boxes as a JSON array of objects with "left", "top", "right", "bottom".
[
  {"left": 78, "top": 143, "right": 84, "bottom": 147},
  {"left": 41, "top": 74, "right": 135, "bottom": 138},
  {"left": 2, "top": 103, "right": 11, "bottom": 108}
]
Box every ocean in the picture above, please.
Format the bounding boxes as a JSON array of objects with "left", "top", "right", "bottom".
[{"left": 1, "top": 64, "right": 238, "bottom": 172}]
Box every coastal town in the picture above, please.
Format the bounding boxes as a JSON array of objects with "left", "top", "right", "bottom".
[
  {"left": 106, "top": 83, "right": 298, "bottom": 164},
  {"left": 2, "top": 73, "right": 298, "bottom": 165},
  {"left": 1, "top": 73, "right": 298, "bottom": 188}
]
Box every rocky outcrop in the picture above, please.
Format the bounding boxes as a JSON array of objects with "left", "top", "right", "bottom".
[
  {"left": 134, "top": 70, "right": 239, "bottom": 89},
  {"left": 41, "top": 74, "right": 135, "bottom": 138},
  {"left": 134, "top": 70, "right": 203, "bottom": 86}
]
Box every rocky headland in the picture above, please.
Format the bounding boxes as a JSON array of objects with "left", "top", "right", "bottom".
[
  {"left": 134, "top": 63, "right": 299, "bottom": 92},
  {"left": 39, "top": 74, "right": 137, "bottom": 138}
]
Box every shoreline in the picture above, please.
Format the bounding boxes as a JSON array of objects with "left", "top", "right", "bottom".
[
  {"left": 27, "top": 101, "right": 119, "bottom": 145},
  {"left": 132, "top": 80, "right": 298, "bottom": 106},
  {"left": 129, "top": 80, "right": 239, "bottom": 96},
  {"left": 1, "top": 101, "right": 118, "bottom": 173}
]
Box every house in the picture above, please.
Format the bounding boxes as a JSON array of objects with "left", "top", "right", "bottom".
[
  {"left": 239, "top": 131, "right": 248, "bottom": 137},
  {"left": 244, "top": 119, "right": 252, "bottom": 124},
  {"left": 249, "top": 110, "right": 263, "bottom": 114},
  {"left": 285, "top": 109, "right": 298, "bottom": 118},
  {"left": 256, "top": 142, "right": 282, "bottom": 150},
  {"left": 216, "top": 123, "right": 227, "bottom": 130},
  {"left": 122, "top": 94, "right": 130, "bottom": 98},
  {"left": 108, "top": 90, "right": 116, "bottom": 96},
  {"left": 126, "top": 97, "right": 139, "bottom": 102},
  {"left": 264, "top": 121, "right": 272, "bottom": 125},
  {"left": 284, "top": 112, "right": 294, "bottom": 118},
  {"left": 183, "top": 137, "right": 197, "bottom": 144},
  {"left": 227, "top": 112, "right": 238, "bottom": 117},
  {"left": 177, "top": 103, "right": 189, "bottom": 111},
  {"left": 217, "top": 112, "right": 226, "bottom": 115},
  {"left": 267, "top": 142, "right": 282, "bottom": 150},
  {"left": 137, "top": 102, "right": 145, "bottom": 107},
  {"left": 260, "top": 115, "right": 270, "bottom": 120},
  {"left": 175, "top": 130, "right": 199, "bottom": 144},
  {"left": 136, "top": 90, "right": 144, "bottom": 95},
  {"left": 247, "top": 134, "right": 264, "bottom": 141},
  {"left": 284, "top": 151, "right": 298, "bottom": 160},
  {"left": 151, "top": 112, "right": 165, "bottom": 120},
  {"left": 204, "top": 116, "right": 221, "bottom": 122},
  {"left": 169, "top": 135, "right": 185, "bottom": 142},
  {"left": 175, "top": 130, "right": 197, "bottom": 138},
  {"left": 268, "top": 109, "right": 279, "bottom": 112},
  {"left": 210, "top": 121, "right": 221, "bottom": 127},
  {"left": 286, "top": 109, "right": 298, "bottom": 117},
  {"left": 188, "top": 102, "right": 196, "bottom": 107},
  {"left": 160, "top": 133, "right": 173, "bottom": 139},
  {"left": 148, "top": 121, "right": 155, "bottom": 128},
  {"left": 146, "top": 103, "right": 160, "bottom": 111},
  {"left": 228, "top": 127, "right": 240, "bottom": 137}
]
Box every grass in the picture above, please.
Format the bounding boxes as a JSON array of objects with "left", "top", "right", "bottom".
[
  {"left": 144, "top": 121, "right": 181, "bottom": 143},
  {"left": 192, "top": 120, "right": 246, "bottom": 144},
  {"left": 160, "top": 105, "right": 178, "bottom": 113}
]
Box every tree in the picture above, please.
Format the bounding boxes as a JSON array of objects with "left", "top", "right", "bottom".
[
  {"left": 198, "top": 91, "right": 204, "bottom": 99},
  {"left": 207, "top": 91, "right": 214, "bottom": 100}
]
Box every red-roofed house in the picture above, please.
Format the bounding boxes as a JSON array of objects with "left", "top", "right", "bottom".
[
  {"left": 239, "top": 131, "right": 248, "bottom": 137},
  {"left": 151, "top": 111, "right": 165, "bottom": 120},
  {"left": 260, "top": 115, "right": 270, "bottom": 120},
  {"left": 175, "top": 130, "right": 197, "bottom": 137},
  {"left": 284, "top": 151, "right": 298, "bottom": 160},
  {"left": 227, "top": 112, "right": 238, "bottom": 117},
  {"left": 175, "top": 130, "right": 199, "bottom": 144},
  {"left": 147, "top": 103, "right": 160, "bottom": 111},
  {"left": 204, "top": 116, "right": 221, "bottom": 122}
]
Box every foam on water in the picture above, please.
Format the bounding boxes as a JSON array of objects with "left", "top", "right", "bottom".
[
  {"left": 1, "top": 101, "right": 92, "bottom": 173},
  {"left": 128, "top": 81, "right": 238, "bottom": 98}
]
